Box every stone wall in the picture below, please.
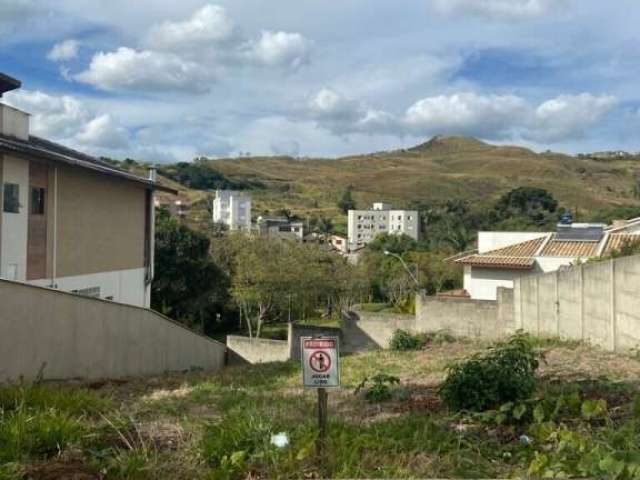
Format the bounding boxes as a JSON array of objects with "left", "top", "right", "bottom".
[{"left": 0, "top": 279, "right": 226, "bottom": 382}]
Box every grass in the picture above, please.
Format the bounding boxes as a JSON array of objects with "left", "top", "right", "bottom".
[{"left": 1, "top": 339, "right": 640, "bottom": 478}]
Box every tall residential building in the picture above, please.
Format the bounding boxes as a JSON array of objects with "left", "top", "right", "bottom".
[
  {"left": 347, "top": 202, "right": 419, "bottom": 251},
  {"left": 212, "top": 190, "right": 251, "bottom": 231}
]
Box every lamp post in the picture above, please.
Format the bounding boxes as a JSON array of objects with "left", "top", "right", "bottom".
[{"left": 383, "top": 250, "right": 420, "bottom": 288}]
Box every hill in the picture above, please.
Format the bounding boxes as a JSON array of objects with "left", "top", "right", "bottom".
[{"left": 202, "top": 136, "right": 640, "bottom": 226}]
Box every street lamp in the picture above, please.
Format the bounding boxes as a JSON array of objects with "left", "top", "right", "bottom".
[{"left": 383, "top": 250, "right": 420, "bottom": 288}]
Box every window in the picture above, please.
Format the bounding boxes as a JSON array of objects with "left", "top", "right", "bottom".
[
  {"left": 3, "top": 183, "right": 20, "bottom": 213},
  {"left": 31, "top": 187, "right": 46, "bottom": 215}
]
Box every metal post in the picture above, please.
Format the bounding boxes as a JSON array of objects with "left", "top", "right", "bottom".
[{"left": 317, "top": 388, "right": 328, "bottom": 457}]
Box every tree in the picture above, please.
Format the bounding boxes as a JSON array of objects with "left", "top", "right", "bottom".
[
  {"left": 367, "top": 233, "right": 417, "bottom": 255},
  {"left": 337, "top": 186, "right": 356, "bottom": 214},
  {"left": 152, "top": 209, "right": 230, "bottom": 333},
  {"left": 493, "top": 187, "right": 559, "bottom": 226}
]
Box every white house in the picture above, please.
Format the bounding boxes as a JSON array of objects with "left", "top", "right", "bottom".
[
  {"left": 453, "top": 220, "right": 640, "bottom": 300},
  {"left": 212, "top": 190, "right": 251, "bottom": 231},
  {"left": 347, "top": 202, "right": 419, "bottom": 251}
]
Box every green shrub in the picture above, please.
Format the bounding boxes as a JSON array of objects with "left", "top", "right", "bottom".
[
  {"left": 390, "top": 330, "right": 425, "bottom": 351},
  {"left": 355, "top": 373, "right": 401, "bottom": 402},
  {"left": 439, "top": 332, "right": 542, "bottom": 411},
  {"left": 0, "top": 384, "right": 109, "bottom": 415}
]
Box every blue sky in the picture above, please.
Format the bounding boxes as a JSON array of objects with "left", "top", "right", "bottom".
[{"left": 1, "top": 0, "right": 640, "bottom": 161}]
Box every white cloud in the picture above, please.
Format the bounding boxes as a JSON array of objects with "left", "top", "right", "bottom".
[
  {"left": 144, "top": 4, "right": 236, "bottom": 52},
  {"left": 75, "top": 114, "right": 129, "bottom": 149},
  {"left": 528, "top": 93, "right": 617, "bottom": 142},
  {"left": 75, "top": 47, "right": 216, "bottom": 93},
  {"left": 3, "top": 89, "right": 129, "bottom": 150},
  {"left": 73, "top": 4, "right": 310, "bottom": 93},
  {"left": 247, "top": 31, "right": 310, "bottom": 69},
  {"left": 305, "top": 88, "right": 616, "bottom": 143},
  {"left": 404, "top": 92, "right": 528, "bottom": 137},
  {"left": 432, "top": 0, "right": 565, "bottom": 19},
  {"left": 47, "top": 39, "right": 79, "bottom": 61}
]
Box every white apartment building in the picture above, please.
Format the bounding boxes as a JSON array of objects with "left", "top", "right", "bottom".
[
  {"left": 212, "top": 190, "right": 251, "bottom": 231},
  {"left": 347, "top": 202, "right": 419, "bottom": 251}
]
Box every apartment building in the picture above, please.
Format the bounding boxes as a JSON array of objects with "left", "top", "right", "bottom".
[
  {"left": 0, "top": 73, "right": 174, "bottom": 307},
  {"left": 212, "top": 189, "right": 251, "bottom": 231},
  {"left": 347, "top": 202, "right": 419, "bottom": 251}
]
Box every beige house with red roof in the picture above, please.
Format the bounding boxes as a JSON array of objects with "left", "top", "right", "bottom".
[{"left": 453, "top": 219, "right": 640, "bottom": 300}]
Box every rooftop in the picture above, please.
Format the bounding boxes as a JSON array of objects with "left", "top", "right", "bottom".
[{"left": 0, "top": 73, "right": 20, "bottom": 96}]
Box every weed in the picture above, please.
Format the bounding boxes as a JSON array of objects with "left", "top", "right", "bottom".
[
  {"left": 390, "top": 329, "right": 425, "bottom": 351},
  {"left": 355, "top": 373, "right": 401, "bottom": 402}
]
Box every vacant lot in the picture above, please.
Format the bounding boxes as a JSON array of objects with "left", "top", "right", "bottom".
[{"left": 2, "top": 338, "right": 640, "bottom": 479}]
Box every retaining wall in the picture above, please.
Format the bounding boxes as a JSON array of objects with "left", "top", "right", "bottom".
[
  {"left": 0, "top": 279, "right": 226, "bottom": 382},
  {"left": 226, "top": 335, "right": 289, "bottom": 364}
]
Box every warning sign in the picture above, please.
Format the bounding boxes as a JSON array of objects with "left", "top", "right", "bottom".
[{"left": 301, "top": 337, "right": 340, "bottom": 388}]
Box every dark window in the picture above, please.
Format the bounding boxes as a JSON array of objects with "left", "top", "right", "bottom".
[
  {"left": 3, "top": 183, "right": 20, "bottom": 213},
  {"left": 31, "top": 187, "right": 46, "bottom": 215}
]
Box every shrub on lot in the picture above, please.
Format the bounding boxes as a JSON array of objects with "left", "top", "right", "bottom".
[
  {"left": 389, "top": 329, "right": 425, "bottom": 351},
  {"left": 439, "top": 332, "right": 542, "bottom": 411},
  {"left": 355, "top": 373, "right": 401, "bottom": 402}
]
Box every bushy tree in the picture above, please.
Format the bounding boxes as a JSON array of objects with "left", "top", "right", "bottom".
[
  {"left": 152, "top": 209, "right": 231, "bottom": 333},
  {"left": 337, "top": 186, "right": 356, "bottom": 214},
  {"left": 493, "top": 187, "right": 560, "bottom": 227}
]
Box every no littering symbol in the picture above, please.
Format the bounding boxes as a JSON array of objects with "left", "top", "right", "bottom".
[{"left": 309, "top": 351, "right": 331, "bottom": 372}]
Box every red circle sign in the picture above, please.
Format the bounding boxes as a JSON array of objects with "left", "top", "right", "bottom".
[{"left": 309, "top": 351, "right": 331, "bottom": 372}]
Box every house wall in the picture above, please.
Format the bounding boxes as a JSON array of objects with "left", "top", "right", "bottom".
[
  {"left": 465, "top": 266, "right": 526, "bottom": 300},
  {"left": 0, "top": 154, "right": 29, "bottom": 281},
  {"left": 347, "top": 208, "right": 419, "bottom": 251},
  {"left": 0, "top": 278, "right": 226, "bottom": 382}
]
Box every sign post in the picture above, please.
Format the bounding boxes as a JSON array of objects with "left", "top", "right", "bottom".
[{"left": 301, "top": 336, "right": 340, "bottom": 457}]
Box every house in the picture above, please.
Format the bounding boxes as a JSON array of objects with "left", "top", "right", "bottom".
[
  {"left": 329, "top": 234, "right": 348, "bottom": 254},
  {"left": 453, "top": 221, "right": 640, "bottom": 300},
  {"left": 212, "top": 189, "right": 251, "bottom": 231},
  {"left": 347, "top": 202, "right": 419, "bottom": 251},
  {"left": 0, "top": 73, "right": 174, "bottom": 307},
  {"left": 256, "top": 216, "right": 304, "bottom": 241}
]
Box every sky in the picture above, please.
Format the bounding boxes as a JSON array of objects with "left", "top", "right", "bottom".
[{"left": 1, "top": 0, "right": 640, "bottom": 162}]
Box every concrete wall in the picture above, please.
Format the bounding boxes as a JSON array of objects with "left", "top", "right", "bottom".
[
  {"left": 514, "top": 254, "right": 640, "bottom": 352},
  {"left": 0, "top": 279, "right": 226, "bottom": 382},
  {"left": 226, "top": 335, "right": 289, "bottom": 364},
  {"left": 341, "top": 309, "right": 416, "bottom": 351},
  {"left": 1, "top": 155, "right": 29, "bottom": 281},
  {"left": 415, "top": 288, "right": 515, "bottom": 340}
]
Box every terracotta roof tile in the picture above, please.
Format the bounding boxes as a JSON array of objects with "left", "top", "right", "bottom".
[
  {"left": 540, "top": 234, "right": 599, "bottom": 257},
  {"left": 602, "top": 233, "right": 640, "bottom": 256},
  {"left": 454, "top": 255, "right": 535, "bottom": 269},
  {"left": 483, "top": 236, "right": 547, "bottom": 257}
]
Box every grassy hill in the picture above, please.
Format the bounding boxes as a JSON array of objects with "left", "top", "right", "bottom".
[
  {"left": 117, "top": 135, "right": 640, "bottom": 231},
  {"left": 204, "top": 136, "right": 640, "bottom": 225}
]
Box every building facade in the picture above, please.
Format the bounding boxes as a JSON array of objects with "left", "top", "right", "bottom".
[
  {"left": 347, "top": 202, "right": 419, "bottom": 251},
  {"left": 453, "top": 220, "right": 640, "bottom": 300},
  {"left": 212, "top": 190, "right": 251, "bottom": 231},
  {"left": 256, "top": 217, "right": 304, "bottom": 241},
  {"left": 0, "top": 73, "right": 173, "bottom": 308}
]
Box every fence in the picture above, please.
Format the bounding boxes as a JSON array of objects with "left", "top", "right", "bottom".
[
  {"left": 514, "top": 254, "right": 640, "bottom": 352},
  {"left": 0, "top": 279, "right": 226, "bottom": 382}
]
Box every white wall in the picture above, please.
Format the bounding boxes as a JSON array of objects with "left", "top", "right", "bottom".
[
  {"left": 213, "top": 190, "right": 251, "bottom": 230},
  {"left": 1, "top": 155, "right": 29, "bottom": 281},
  {"left": 29, "top": 267, "right": 147, "bottom": 308},
  {"left": 536, "top": 256, "right": 578, "bottom": 273},
  {"left": 478, "top": 231, "right": 549, "bottom": 253},
  {"left": 348, "top": 208, "right": 419, "bottom": 251},
  {"left": 465, "top": 266, "right": 527, "bottom": 300}
]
